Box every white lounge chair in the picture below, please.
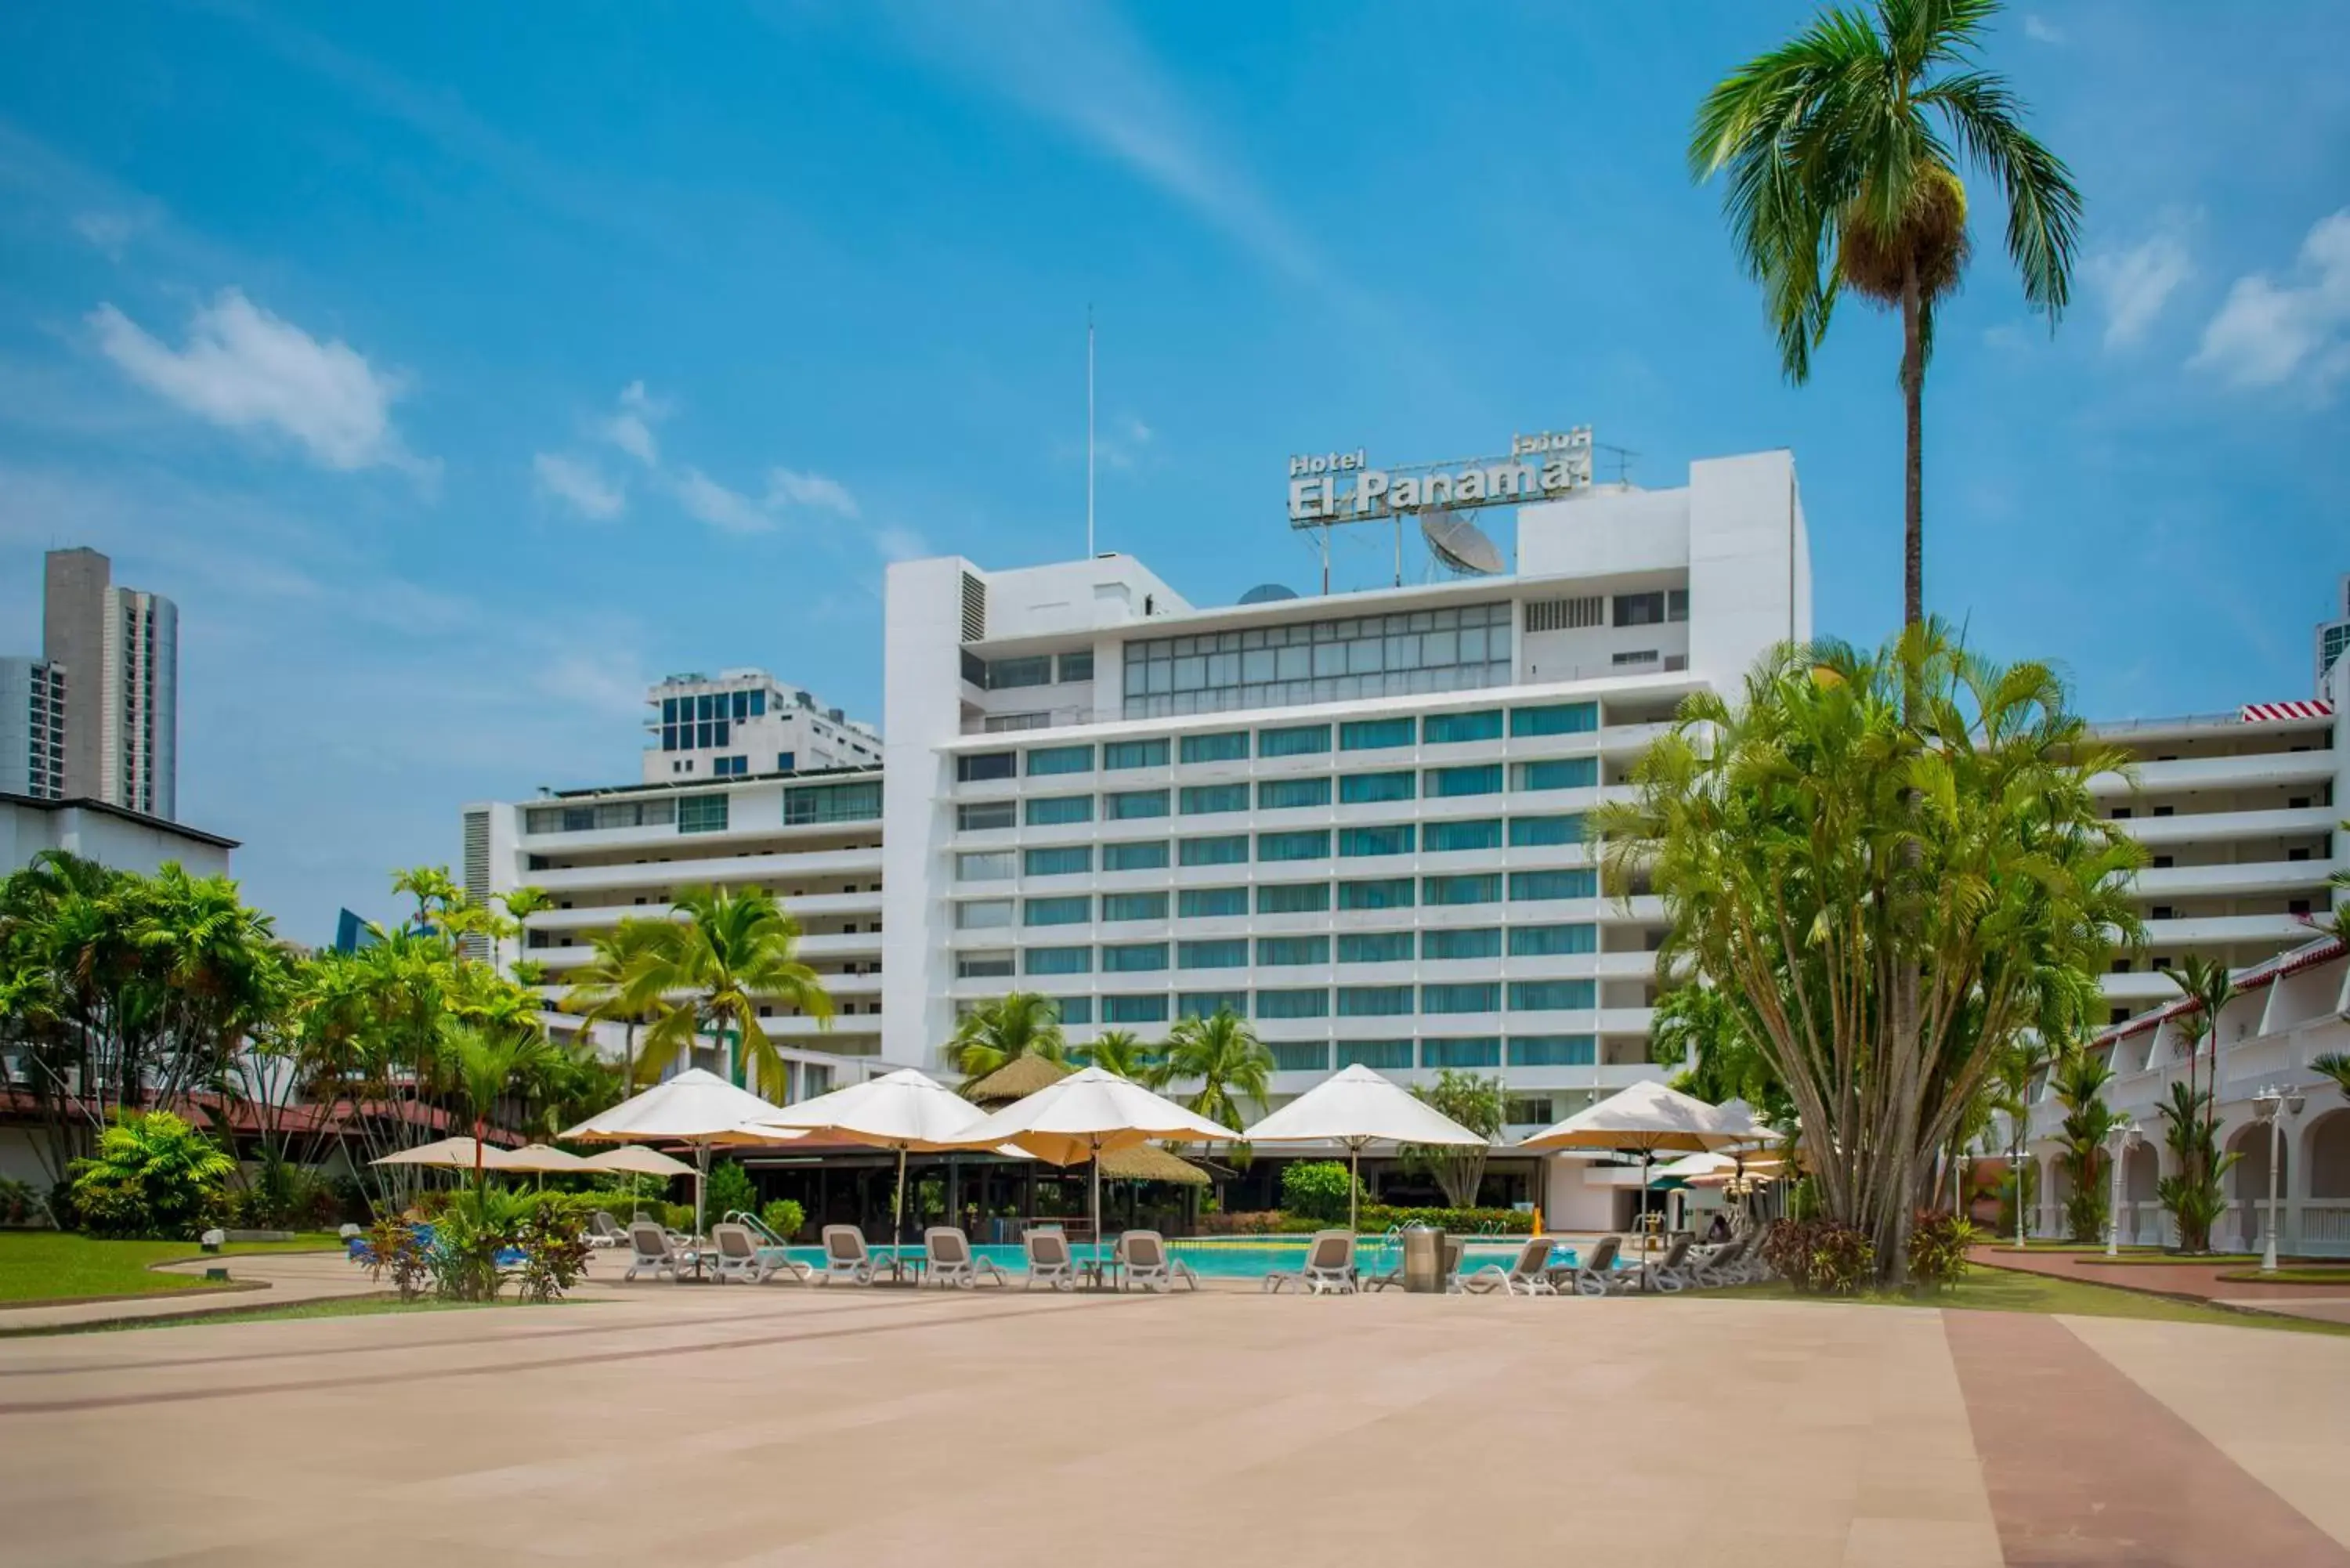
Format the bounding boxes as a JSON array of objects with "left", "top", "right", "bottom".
[
  {"left": 1115, "top": 1230, "right": 1198, "bottom": 1293},
  {"left": 1569, "top": 1234, "right": 1627, "bottom": 1297},
  {"left": 924, "top": 1227, "right": 1010, "bottom": 1288},
  {"left": 1467, "top": 1234, "right": 1560, "bottom": 1296},
  {"left": 1639, "top": 1234, "right": 1699, "bottom": 1293},
  {"left": 816, "top": 1223, "right": 882, "bottom": 1285},
  {"left": 585, "top": 1211, "right": 627, "bottom": 1249},
  {"left": 708, "top": 1223, "right": 812, "bottom": 1284},
  {"left": 1022, "top": 1228, "right": 1076, "bottom": 1291},
  {"left": 1264, "top": 1229, "right": 1357, "bottom": 1295},
  {"left": 623, "top": 1220, "right": 698, "bottom": 1282},
  {"left": 1690, "top": 1230, "right": 1755, "bottom": 1288}
]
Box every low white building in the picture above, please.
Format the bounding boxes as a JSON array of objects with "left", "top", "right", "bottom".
[{"left": 1, "top": 792, "right": 234, "bottom": 880}]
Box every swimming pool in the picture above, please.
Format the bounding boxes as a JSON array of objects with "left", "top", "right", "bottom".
[{"left": 772, "top": 1237, "right": 1595, "bottom": 1281}]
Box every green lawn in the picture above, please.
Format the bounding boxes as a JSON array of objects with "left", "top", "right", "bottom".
[
  {"left": 0, "top": 1230, "right": 348, "bottom": 1304},
  {"left": 1717, "top": 1263, "right": 2350, "bottom": 1337},
  {"left": 2214, "top": 1267, "right": 2350, "bottom": 1285}
]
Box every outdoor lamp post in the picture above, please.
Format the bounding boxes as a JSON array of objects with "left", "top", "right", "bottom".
[
  {"left": 2254, "top": 1086, "right": 2308, "bottom": 1275},
  {"left": 2105, "top": 1123, "right": 2142, "bottom": 1259}
]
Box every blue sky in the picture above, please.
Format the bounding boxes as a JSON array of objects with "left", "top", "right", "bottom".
[{"left": 2, "top": 2, "right": 2345, "bottom": 942}]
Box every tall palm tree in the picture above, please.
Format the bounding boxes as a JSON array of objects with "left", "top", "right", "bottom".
[
  {"left": 1690, "top": 0, "right": 2081, "bottom": 625},
  {"left": 1073, "top": 1028, "right": 1152, "bottom": 1080},
  {"left": 1159, "top": 1007, "right": 1274, "bottom": 1133},
  {"left": 559, "top": 919, "right": 671, "bottom": 1095},
  {"left": 497, "top": 885, "right": 554, "bottom": 974},
  {"left": 948, "top": 992, "right": 1067, "bottom": 1088},
  {"left": 631, "top": 886, "right": 831, "bottom": 1099},
  {"left": 440, "top": 1020, "right": 556, "bottom": 1189}
]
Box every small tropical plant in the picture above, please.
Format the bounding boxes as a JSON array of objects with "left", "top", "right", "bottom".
[
  {"left": 761, "top": 1198, "right": 806, "bottom": 1241},
  {"left": 2155, "top": 1078, "right": 2235, "bottom": 1253},
  {"left": 1402, "top": 1070, "right": 1506, "bottom": 1209},
  {"left": 0, "top": 1176, "right": 46, "bottom": 1227},
  {"left": 2308, "top": 1052, "right": 2350, "bottom": 1099},
  {"left": 68, "top": 1110, "right": 236, "bottom": 1239},
  {"left": 1761, "top": 1217, "right": 1877, "bottom": 1295},
  {"left": 2051, "top": 1046, "right": 2124, "bottom": 1244},
  {"left": 513, "top": 1199, "right": 593, "bottom": 1302},
  {"left": 357, "top": 1216, "right": 433, "bottom": 1301},
  {"left": 1279, "top": 1160, "right": 1368, "bottom": 1224},
  {"left": 1906, "top": 1210, "right": 1978, "bottom": 1290}
]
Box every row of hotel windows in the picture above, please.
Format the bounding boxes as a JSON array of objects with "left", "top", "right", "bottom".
[
  {"left": 1000, "top": 981, "right": 1599, "bottom": 1028},
  {"left": 976, "top": 649, "right": 1094, "bottom": 690},
  {"left": 960, "top": 926, "right": 1596, "bottom": 964},
  {"left": 956, "top": 870, "right": 1597, "bottom": 911},
  {"left": 1121, "top": 601, "right": 1514, "bottom": 719},
  {"left": 957, "top": 833, "right": 1600, "bottom": 880},
  {"left": 523, "top": 779, "right": 881, "bottom": 837},
  {"left": 953, "top": 702, "right": 1600, "bottom": 784},
  {"left": 967, "top": 771, "right": 1595, "bottom": 830}
]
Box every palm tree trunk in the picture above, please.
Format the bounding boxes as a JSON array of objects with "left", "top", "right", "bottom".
[{"left": 1901, "top": 257, "right": 1925, "bottom": 628}]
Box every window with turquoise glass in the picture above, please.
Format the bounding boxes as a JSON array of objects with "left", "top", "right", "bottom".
[
  {"left": 1256, "top": 935, "right": 1329, "bottom": 966},
  {"left": 1508, "top": 923, "right": 1595, "bottom": 956},
  {"left": 1179, "top": 731, "right": 1249, "bottom": 763},
  {"left": 1513, "top": 757, "right": 1597, "bottom": 791},
  {"left": 1179, "top": 835, "right": 1249, "bottom": 866},
  {"left": 1257, "top": 829, "right": 1329, "bottom": 862},
  {"left": 1023, "top": 846, "right": 1092, "bottom": 876},
  {"left": 1257, "top": 724, "right": 1331, "bottom": 757},
  {"left": 1423, "top": 873, "right": 1501, "bottom": 905},
  {"left": 1340, "top": 770, "right": 1415, "bottom": 804},
  {"left": 1102, "top": 738, "right": 1170, "bottom": 770},
  {"left": 1177, "top": 939, "right": 1248, "bottom": 970},
  {"left": 1424, "top": 818, "right": 1502, "bottom": 852},
  {"left": 1272, "top": 1042, "right": 1331, "bottom": 1071},
  {"left": 1422, "top": 927, "right": 1502, "bottom": 960},
  {"left": 1509, "top": 1035, "right": 1594, "bottom": 1066},
  {"left": 1177, "top": 886, "right": 1248, "bottom": 917},
  {"left": 1336, "top": 1039, "right": 1412, "bottom": 1068},
  {"left": 1339, "top": 824, "right": 1414, "bottom": 857},
  {"left": 1101, "top": 943, "right": 1170, "bottom": 973},
  {"left": 1104, "top": 789, "right": 1170, "bottom": 820},
  {"left": 1423, "top": 710, "right": 1502, "bottom": 743},
  {"left": 1023, "top": 946, "right": 1092, "bottom": 976},
  {"left": 1509, "top": 869, "right": 1596, "bottom": 901},
  {"left": 1101, "top": 892, "right": 1167, "bottom": 922},
  {"left": 1509, "top": 702, "right": 1597, "bottom": 736},
  {"left": 1423, "top": 1037, "right": 1501, "bottom": 1068},
  {"left": 1256, "top": 882, "right": 1330, "bottom": 914},
  {"left": 1177, "top": 992, "right": 1248, "bottom": 1020},
  {"left": 1256, "top": 988, "right": 1330, "bottom": 1019},
  {"left": 1340, "top": 717, "right": 1415, "bottom": 750},
  {"left": 1508, "top": 814, "right": 1583, "bottom": 847},
  {"left": 1258, "top": 777, "right": 1332, "bottom": 810},
  {"left": 1180, "top": 783, "right": 1249, "bottom": 815},
  {"left": 1426, "top": 764, "right": 1503, "bottom": 797},
  {"left": 1338, "top": 877, "right": 1415, "bottom": 910},
  {"left": 1336, "top": 986, "right": 1414, "bottom": 1017},
  {"left": 1423, "top": 982, "right": 1500, "bottom": 1013},
  {"left": 1023, "top": 794, "right": 1093, "bottom": 827},
  {"left": 1022, "top": 895, "right": 1090, "bottom": 927},
  {"left": 1025, "top": 745, "right": 1093, "bottom": 776},
  {"left": 1509, "top": 979, "right": 1596, "bottom": 1011},
  {"left": 1052, "top": 997, "right": 1094, "bottom": 1026},
  {"left": 1102, "top": 995, "right": 1169, "bottom": 1024},
  {"left": 1102, "top": 840, "right": 1170, "bottom": 871},
  {"left": 1338, "top": 930, "right": 1413, "bottom": 963}
]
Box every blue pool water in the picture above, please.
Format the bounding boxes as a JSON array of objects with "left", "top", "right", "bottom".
[{"left": 774, "top": 1237, "right": 1587, "bottom": 1280}]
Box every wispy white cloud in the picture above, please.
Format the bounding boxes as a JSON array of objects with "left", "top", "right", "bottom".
[
  {"left": 2022, "top": 15, "right": 2066, "bottom": 45},
  {"left": 533, "top": 452, "right": 625, "bottom": 520},
  {"left": 872, "top": 523, "right": 930, "bottom": 563},
  {"left": 70, "top": 208, "right": 151, "bottom": 259},
  {"left": 765, "top": 465, "right": 859, "bottom": 517},
  {"left": 878, "top": 0, "right": 1323, "bottom": 284},
  {"left": 598, "top": 379, "right": 668, "bottom": 466},
  {"left": 674, "top": 468, "right": 775, "bottom": 534},
  {"left": 2084, "top": 218, "right": 2195, "bottom": 349},
  {"left": 89, "top": 288, "right": 431, "bottom": 476},
  {"left": 2191, "top": 208, "right": 2350, "bottom": 394}
]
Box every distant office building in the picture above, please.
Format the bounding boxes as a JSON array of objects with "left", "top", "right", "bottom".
[
  {"left": 0, "top": 658, "right": 66, "bottom": 800},
  {"left": 642, "top": 669, "right": 879, "bottom": 784},
  {"left": 38, "top": 547, "right": 179, "bottom": 820}
]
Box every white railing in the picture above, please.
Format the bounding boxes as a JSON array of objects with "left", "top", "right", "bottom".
[{"left": 2300, "top": 1201, "right": 2350, "bottom": 1258}]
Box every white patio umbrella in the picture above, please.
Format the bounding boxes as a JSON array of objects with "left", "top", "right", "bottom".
[
  {"left": 497, "top": 1143, "right": 596, "bottom": 1173},
  {"left": 1518, "top": 1079, "right": 1748, "bottom": 1231},
  {"left": 562, "top": 1068, "right": 787, "bottom": 1234},
  {"left": 580, "top": 1145, "right": 696, "bottom": 1179},
  {"left": 939, "top": 1066, "right": 1235, "bottom": 1266},
  {"left": 1240, "top": 1064, "right": 1488, "bottom": 1231},
  {"left": 371, "top": 1136, "right": 515, "bottom": 1171},
  {"left": 745, "top": 1068, "right": 996, "bottom": 1247}
]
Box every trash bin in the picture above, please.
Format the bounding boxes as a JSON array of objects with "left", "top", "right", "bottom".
[{"left": 1401, "top": 1224, "right": 1444, "bottom": 1294}]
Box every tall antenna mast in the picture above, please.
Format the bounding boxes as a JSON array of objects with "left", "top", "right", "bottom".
[{"left": 1086, "top": 305, "right": 1096, "bottom": 558}]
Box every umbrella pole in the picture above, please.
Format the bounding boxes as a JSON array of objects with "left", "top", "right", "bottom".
[
  {"left": 894, "top": 1144, "right": 908, "bottom": 1250},
  {"left": 696, "top": 1143, "right": 710, "bottom": 1237},
  {"left": 1091, "top": 1136, "right": 1104, "bottom": 1289},
  {"left": 1349, "top": 1140, "right": 1361, "bottom": 1234}
]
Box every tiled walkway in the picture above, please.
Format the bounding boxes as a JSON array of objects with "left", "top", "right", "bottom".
[{"left": 2, "top": 1283, "right": 2345, "bottom": 1566}]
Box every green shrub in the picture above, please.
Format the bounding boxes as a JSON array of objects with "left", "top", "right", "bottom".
[
  {"left": 515, "top": 1203, "right": 592, "bottom": 1302},
  {"left": 1761, "top": 1218, "right": 1876, "bottom": 1294},
  {"left": 68, "top": 1111, "right": 234, "bottom": 1239},
  {"left": 1279, "top": 1161, "right": 1368, "bottom": 1223},
  {"left": 761, "top": 1198, "right": 807, "bottom": 1240},
  {"left": 1907, "top": 1210, "right": 1976, "bottom": 1291},
  {"left": 229, "top": 1158, "right": 345, "bottom": 1231},
  {"left": 703, "top": 1161, "right": 758, "bottom": 1224},
  {"left": 359, "top": 1218, "right": 432, "bottom": 1301},
  {"left": 0, "top": 1176, "right": 47, "bottom": 1227}
]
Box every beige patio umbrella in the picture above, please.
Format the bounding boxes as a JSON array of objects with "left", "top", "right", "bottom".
[
  {"left": 1240, "top": 1064, "right": 1488, "bottom": 1231},
  {"left": 1519, "top": 1079, "right": 1748, "bottom": 1230},
  {"left": 939, "top": 1065, "right": 1236, "bottom": 1266},
  {"left": 580, "top": 1144, "right": 697, "bottom": 1179},
  {"left": 744, "top": 1068, "right": 998, "bottom": 1247},
  {"left": 371, "top": 1136, "right": 516, "bottom": 1171},
  {"left": 497, "top": 1143, "right": 597, "bottom": 1173},
  {"left": 562, "top": 1068, "right": 787, "bottom": 1234}
]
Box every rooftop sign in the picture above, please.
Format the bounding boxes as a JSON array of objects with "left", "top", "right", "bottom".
[{"left": 1287, "top": 427, "right": 1593, "bottom": 526}]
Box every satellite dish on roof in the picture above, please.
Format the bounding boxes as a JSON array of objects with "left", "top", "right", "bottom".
[
  {"left": 1238, "top": 582, "right": 1301, "bottom": 605},
  {"left": 1420, "top": 508, "right": 1505, "bottom": 576}
]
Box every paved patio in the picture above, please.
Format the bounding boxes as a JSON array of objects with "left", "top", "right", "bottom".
[
  {"left": 1977, "top": 1246, "right": 2350, "bottom": 1325},
  {"left": 1, "top": 1281, "right": 2345, "bottom": 1567}
]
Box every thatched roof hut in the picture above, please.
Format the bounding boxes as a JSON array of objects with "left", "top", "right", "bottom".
[
  {"left": 1091, "top": 1140, "right": 1211, "bottom": 1186},
  {"left": 962, "top": 1053, "right": 1074, "bottom": 1104}
]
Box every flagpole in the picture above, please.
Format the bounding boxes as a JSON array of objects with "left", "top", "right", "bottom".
[{"left": 1086, "top": 305, "right": 1096, "bottom": 559}]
